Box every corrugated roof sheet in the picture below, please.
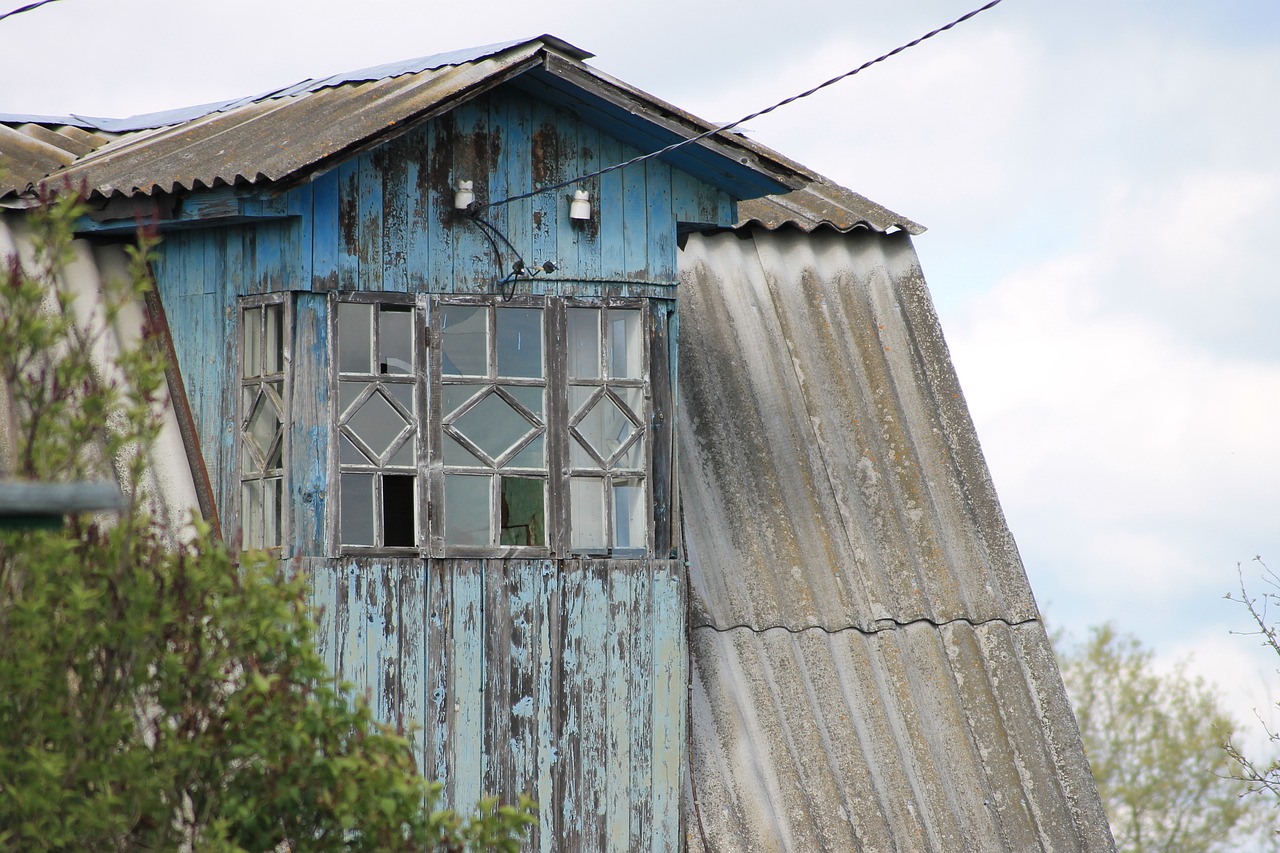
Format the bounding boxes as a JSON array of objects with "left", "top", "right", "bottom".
[
  {"left": 0, "top": 35, "right": 809, "bottom": 203},
  {"left": 737, "top": 173, "right": 926, "bottom": 235},
  {"left": 677, "top": 226, "right": 1113, "bottom": 851}
]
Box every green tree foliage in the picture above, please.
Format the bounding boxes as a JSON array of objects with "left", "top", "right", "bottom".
[
  {"left": 1055, "top": 623, "right": 1260, "bottom": 853},
  {"left": 0, "top": 191, "right": 535, "bottom": 851}
]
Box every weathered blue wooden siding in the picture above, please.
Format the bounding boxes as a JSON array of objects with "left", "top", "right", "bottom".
[
  {"left": 151, "top": 79, "right": 707, "bottom": 852},
  {"left": 302, "top": 557, "right": 686, "bottom": 853}
]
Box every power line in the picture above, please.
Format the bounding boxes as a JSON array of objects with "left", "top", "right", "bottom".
[
  {"left": 0, "top": 0, "right": 66, "bottom": 23},
  {"left": 482, "top": 0, "right": 1007, "bottom": 210}
]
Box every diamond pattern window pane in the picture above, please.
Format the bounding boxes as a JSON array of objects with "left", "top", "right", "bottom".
[
  {"left": 502, "top": 385, "right": 544, "bottom": 420},
  {"left": 505, "top": 434, "right": 545, "bottom": 469},
  {"left": 443, "top": 384, "right": 482, "bottom": 418},
  {"left": 453, "top": 391, "right": 536, "bottom": 461},
  {"left": 247, "top": 392, "right": 281, "bottom": 460},
  {"left": 576, "top": 394, "right": 637, "bottom": 464},
  {"left": 347, "top": 390, "right": 408, "bottom": 458}
]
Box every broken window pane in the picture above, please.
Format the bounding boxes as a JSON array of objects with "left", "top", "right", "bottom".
[
  {"left": 383, "top": 475, "right": 415, "bottom": 547},
  {"left": 608, "top": 309, "right": 642, "bottom": 379},
  {"left": 338, "top": 303, "right": 372, "bottom": 374},
  {"left": 570, "top": 477, "right": 605, "bottom": 550},
  {"left": 613, "top": 478, "right": 645, "bottom": 549},
  {"left": 380, "top": 306, "right": 413, "bottom": 375},
  {"left": 496, "top": 307, "right": 543, "bottom": 378},
  {"left": 500, "top": 477, "right": 545, "bottom": 546},
  {"left": 341, "top": 473, "right": 375, "bottom": 545},
  {"left": 445, "top": 474, "right": 490, "bottom": 546},
  {"left": 441, "top": 305, "right": 487, "bottom": 376},
  {"left": 567, "top": 308, "right": 600, "bottom": 379}
]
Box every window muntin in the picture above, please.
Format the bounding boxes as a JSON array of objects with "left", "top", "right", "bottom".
[
  {"left": 565, "top": 305, "right": 648, "bottom": 553},
  {"left": 436, "top": 302, "right": 548, "bottom": 551},
  {"left": 336, "top": 300, "right": 419, "bottom": 549},
  {"left": 239, "top": 299, "right": 288, "bottom": 551},
  {"left": 331, "top": 295, "right": 651, "bottom": 557}
]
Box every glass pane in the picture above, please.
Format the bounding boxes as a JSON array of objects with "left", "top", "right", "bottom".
[
  {"left": 442, "top": 383, "right": 482, "bottom": 418},
  {"left": 441, "top": 305, "right": 487, "bottom": 376},
  {"left": 616, "top": 432, "right": 644, "bottom": 470},
  {"left": 339, "top": 433, "right": 370, "bottom": 465},
  {"left": 608, "top": 310, "right": 642, "bottom": 379},
  {"left": 240, "top": 436, "right": 259, "bottom": 474},
  {"left": 500, "top": 477, "right": 545, "bottom": 546},
  {"left": 242, "top": 479, "right": 263, "bottom": 549},
  {"left": 383, "top": 475, "right": 415, "bottom": 547},
  {"left": 388, "top": 434, "right": 415, "bottom": 467},
  {"left": 453, "top": 391, "right": 535, "bottom": 461},
  {"left": 496, "top": 307, "right": 542, "bottom": 378},
  {"left": 264, "top": 303, "right": 284, "bottom": 374},
  {"left": 264, "top": 477, "right": 282, "bottom": 548},
  {"left": 266, "top": 432, "right": 283, "bottom": 470},
  {"left": 242, "top": 307, "right": 261, "bottom": 378},
  {"left": 502, "top": 385, "right": 544, "bottom": 420},
  {"left": 577, "top": 394, "right": 637, "bottom": 463},
  {"left": 341, "top": 473, "right": 375, "bottom": 545},
  {"left": 443, "top": 434, "right": 481, "bottom": 466},
  {"left": 570, "top": 434, "right": 601, "bottom": 470},
  {"left": 247, "top": 392, "right": 281, "bottom": 458},
  {"left": 339, "top": 381, "right": 367, "bottom": 418},
  {"left": 568, "top": 385, "right": 596, "bottom": 419},
  {"left": 379, "top": 306, "right": 413, "bottom": 375},
  {"left": 347, "top": 390, "right": 409, "bottom": 458},
  {"left": 613, "top": 478, "right": 645, "bottom": 549},
  {"left": 505, "top": 433, "right": 545, "bottom": 470},
  {"left": 445, "top": 474, "right": 491, "bottom": 547},
  {"left": 566, "top": 307, "right": 600, "bottom": 379},
  {"left": 338, "top": 303, "right": 372, "bottom": 374},
  {"left": 385, "top": 382, "right": 415, "bottom": 416},
  {"left": 570, "top": 477, "right": 605, "bottom": 550},
  {"left": 617, "top": 386, "right": 645, "bottom": 419}
]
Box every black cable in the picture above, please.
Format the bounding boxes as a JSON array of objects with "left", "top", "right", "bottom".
[
  {"left": 482, "top": 0, "right": 1007, "bottom": 211},
  {"left": 466, "top": 211, "right": 530, "bottom": 300},
  {"left": 0, "top": 0, "right": 65, "bottom": 23}
]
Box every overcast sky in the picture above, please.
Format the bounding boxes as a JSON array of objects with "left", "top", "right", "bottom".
[{"left": 3, "top": 0, "right": 1278, "bottom": 748}]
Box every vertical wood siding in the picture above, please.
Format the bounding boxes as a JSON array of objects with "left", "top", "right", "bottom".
[{"left": 302, "top": 557, "right": 687, "bottom": 853}]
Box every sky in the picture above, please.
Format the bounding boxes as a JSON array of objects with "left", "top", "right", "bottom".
[{"left": 3, "top": 0, "right": 1278, "bottom": 752}]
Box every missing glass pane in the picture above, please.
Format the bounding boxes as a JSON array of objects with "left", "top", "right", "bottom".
[
  {"left": 338, "top": 303, "right": 372, "bottom": 374},
  {"left": 608, "top": 310, "right": 642, "bottom": 379},
  {"left": 380, "top": 306, "right": 413, "bottom": 375},
  {"left": 383, "top": 475, "right": 415, "bottom": 547},
  {"left": 441, "top": 305, "right": 487, "bottom": 376},
  {"left": 496, "top": 307, "right": 543, "bottom": 378},
  {"left": 613, "top": 478, "right": 645, "bottom": 549},
  {"left": 500, "top": 477, "right": 545, "bottom": 546}
]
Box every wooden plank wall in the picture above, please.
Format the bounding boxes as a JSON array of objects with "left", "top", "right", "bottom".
[{"left": 302, "top": 556, "right": 687, "bottom": 853}]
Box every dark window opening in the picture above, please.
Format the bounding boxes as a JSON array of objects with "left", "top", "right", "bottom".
[{"left": 383, "top": 475, "right": 416, "bottom": 547}]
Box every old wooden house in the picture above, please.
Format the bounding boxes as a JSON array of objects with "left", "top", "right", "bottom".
[{"left": 1, "top": 35, "right": 1114, "bottom": 852}]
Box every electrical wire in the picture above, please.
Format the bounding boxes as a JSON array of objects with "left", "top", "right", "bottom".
[
  {"left": 0, "top": 0, "right": 65, "bottom": 23},
  {"left": 482, "top": 0, "right": 1006, "bottom": 211}
]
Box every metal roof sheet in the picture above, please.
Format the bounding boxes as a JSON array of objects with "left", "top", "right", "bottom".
[
  {"left": 0, "top": 35, "right": 807, "bottom": 203},
  {"left": 677, "top": 227, "right": 1113, "bottom": 851}
]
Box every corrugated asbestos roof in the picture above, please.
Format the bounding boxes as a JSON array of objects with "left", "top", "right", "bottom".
[
  {"left": 0, "top": 35, "right": 810, "bottom": 202},
  {"left": 736, "top": 174, "right": 926, "bottom": 235},
  {"left": 677, "top": 227, "right": 1113, "bottom": 851}
]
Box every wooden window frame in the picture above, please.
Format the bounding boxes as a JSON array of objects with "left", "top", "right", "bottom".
[
  {"left": 329, "top": 293, "right": 654, "bottom": 559},
  {"left": 237, "top": 294, "right": 291, "bottom": 552}
]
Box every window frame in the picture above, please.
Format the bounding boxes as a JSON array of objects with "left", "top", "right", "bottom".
[
  {"left": 328, "top": 292, "right": 654, "bottom": 559},
  {"left": 237, "top": 294, "right": 291, "bottom": 553}
]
